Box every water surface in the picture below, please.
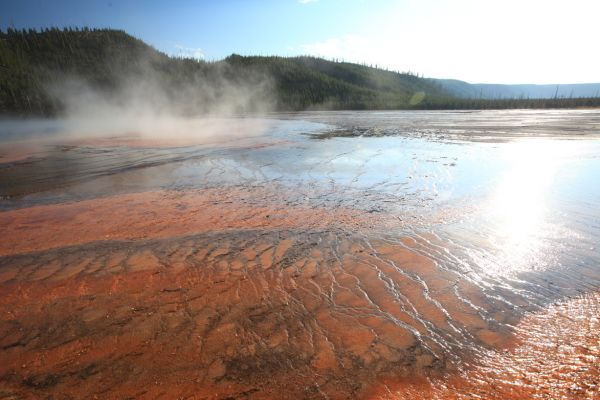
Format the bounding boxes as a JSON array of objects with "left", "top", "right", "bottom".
[{"left": 0, "top": 110, "right": 599, "bottom": 399}]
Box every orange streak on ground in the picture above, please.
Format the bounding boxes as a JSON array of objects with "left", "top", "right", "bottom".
[
  {"left": 0, "top": 143, "right": 48, "bottom": 164},
  {"left": 0, "top": 187, "right": 380, "bottom": 256},
  {"left": 61, "top": 134, "right": 292, "bottom": 149}
]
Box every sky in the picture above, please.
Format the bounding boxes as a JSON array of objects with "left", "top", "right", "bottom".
[{"left": 2, "top": 0, "right": 599, "bottom": 84}]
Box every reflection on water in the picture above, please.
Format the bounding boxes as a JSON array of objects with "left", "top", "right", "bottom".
[{"left": 485, "top": 140, "right": 569, "bottom": 274}]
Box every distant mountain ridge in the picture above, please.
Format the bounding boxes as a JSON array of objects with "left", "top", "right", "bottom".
[{"left": 436, "top": 79, "right": 600, "bottom": 99}]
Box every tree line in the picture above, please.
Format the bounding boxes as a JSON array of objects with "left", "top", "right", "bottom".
[{"left": 1, "top": 27, "right": 598, "bottom": 116}]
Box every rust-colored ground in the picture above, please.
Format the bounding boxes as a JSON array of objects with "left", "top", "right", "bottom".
[
  {"left": 0, "top": 189, "right": 599, "bottom": 399},
  {"left": 0, "top": 143, "right": 48, "bottom": 164},
  {"left": 0, "top": 186, "right": 499, "bottom": 399},
  {"left": 2, "top": 186, "right": 598, "bottom": 399},
  {"left": 0, "top": 187, "right": 384, "bottom": 256},
  {"left": 377, "top": 292, "right": 600, "bottom": 399},
  {"left": 1, "top": 131, "right": 600, "bottom": 399},
  {"left": 0, "top": 234, "right": 455, "bottom": 398}
]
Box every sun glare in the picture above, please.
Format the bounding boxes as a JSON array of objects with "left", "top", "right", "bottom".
[{"left": 486, "top": 140, "right": 569, "bottom": 272}]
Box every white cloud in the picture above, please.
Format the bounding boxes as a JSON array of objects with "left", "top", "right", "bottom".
[
  {"left": 174, "top": 44, "right": 205, "bottom": 60},
  {"left": 296, "top": 0, "right": 600, "bottom": 84},
  {"left": 300, "top": 35, "right": 373, "bottom": 63},
  {"left": 298, "top": 0, "right": 318, "bottom": 4}
]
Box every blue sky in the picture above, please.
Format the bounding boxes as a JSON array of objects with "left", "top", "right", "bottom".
[{"left": 2, "top": 0, "right": 599, "bottom": 84}]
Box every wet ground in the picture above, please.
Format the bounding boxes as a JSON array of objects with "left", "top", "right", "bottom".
[{"left": 0, "top": 110, "right": 599, "bottom": 399}]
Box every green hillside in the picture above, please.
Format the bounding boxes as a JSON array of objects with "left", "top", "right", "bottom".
[
  {"left": 0, "top": 27, "right": 452, "bottom": 115},
  {"left": 1, "top": 27, "right": 599, "bottom": 116}
]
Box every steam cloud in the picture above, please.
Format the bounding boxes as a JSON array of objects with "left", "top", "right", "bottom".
[{"left": 37, "top": 54, "right": 278, "bottom": 143}]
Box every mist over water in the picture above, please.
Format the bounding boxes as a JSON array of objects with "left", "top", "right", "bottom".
[
  {"left": 1, "top": 110, "right": 599, "bottom": 398},
  {"left": 0, "top": 50, "right": 278, "bottom": 150}
]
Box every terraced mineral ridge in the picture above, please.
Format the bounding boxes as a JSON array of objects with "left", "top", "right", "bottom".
[{"left": 1, "top": 111, "right": 599, "bottom": 399}]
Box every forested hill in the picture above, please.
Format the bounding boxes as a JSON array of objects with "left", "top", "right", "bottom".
[
  {"left": 0, "top": 27, "right": 451, "bottom": 115},
  {"left": 1, "top": 27, "right": 599, "bottom": 116}
]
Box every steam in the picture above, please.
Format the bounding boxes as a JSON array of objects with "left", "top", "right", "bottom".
[{"left": 39, "top": 55, "right": 278, "bottom": 143}]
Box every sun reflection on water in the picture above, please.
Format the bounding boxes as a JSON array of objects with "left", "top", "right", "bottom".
[{"left": 485, "top": 139, "right": 576, "bottom": 274}]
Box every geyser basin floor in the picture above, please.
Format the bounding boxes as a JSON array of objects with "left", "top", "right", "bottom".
[{"left": 0, "top": 110, "right": 599, "bottom": 399}]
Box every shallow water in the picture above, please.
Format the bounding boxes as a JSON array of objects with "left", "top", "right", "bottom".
[{"left": 0, "top": 110, "right": 599, "bottom": 399}]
